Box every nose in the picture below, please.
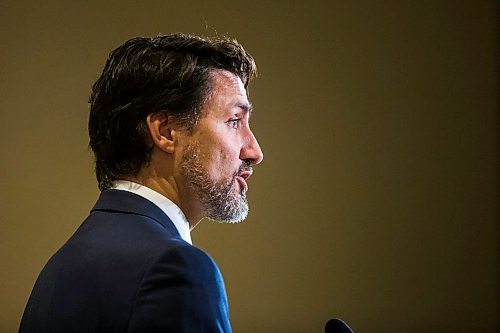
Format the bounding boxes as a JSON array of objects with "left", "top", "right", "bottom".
[{"left": 241, "top": 129, "right": 264, "bottom": 166}]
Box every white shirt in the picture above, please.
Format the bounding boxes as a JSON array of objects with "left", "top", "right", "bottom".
[{"left": 112, "top": 180, "right": 192, "bottom": 244}]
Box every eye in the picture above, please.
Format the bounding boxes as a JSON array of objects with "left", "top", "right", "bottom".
[{"left": 226, "top": 118, "right": 241, "bottom": 129}]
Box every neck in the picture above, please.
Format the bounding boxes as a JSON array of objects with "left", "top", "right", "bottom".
[{"left": 124, "top": 172, "right": 204, "bottom": 230}]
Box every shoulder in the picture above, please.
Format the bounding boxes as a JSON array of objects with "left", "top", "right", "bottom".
[
  {"left": 128, "top": 241, "right": 231, "bottom": 332},
  {"left": 147, "top": 241, "right": 224, "bottom": 288}
]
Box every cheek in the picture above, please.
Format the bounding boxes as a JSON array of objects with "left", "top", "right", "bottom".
[
  {"left": 196, "top": 127, "right": 242, "bottom": 176},
  {"left": 205, "top": 145, "right": 240, "bottom": 178}
]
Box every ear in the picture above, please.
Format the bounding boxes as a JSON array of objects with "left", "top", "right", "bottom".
[{"left": 146, "top": 112, "right": 176, "bottom": 154}]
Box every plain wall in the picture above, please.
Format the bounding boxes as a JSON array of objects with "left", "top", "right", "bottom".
[{"left": 1, "top": 1, "right": 498, "bottom": 332}]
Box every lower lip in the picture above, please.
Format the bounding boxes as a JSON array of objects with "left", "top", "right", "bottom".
[{"left": 236, "top": 176, "right": 248, "bottom": 193}]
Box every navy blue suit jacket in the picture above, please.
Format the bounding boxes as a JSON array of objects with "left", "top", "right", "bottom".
[{"left": 19, "top": 190, "right": 232, "bottom": 332}]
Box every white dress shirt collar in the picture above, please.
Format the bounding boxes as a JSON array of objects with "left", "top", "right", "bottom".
[{"left": 111, "top": 180, "right": 192, "bottom": 244}]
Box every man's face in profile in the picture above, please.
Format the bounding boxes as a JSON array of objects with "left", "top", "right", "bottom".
[{"left": 179, "top": 70, "right": 263, "bottom": 223}]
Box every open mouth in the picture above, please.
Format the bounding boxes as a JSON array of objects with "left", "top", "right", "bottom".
[{"left": 236, "top": 170, "right": 252, "bottom": 193}]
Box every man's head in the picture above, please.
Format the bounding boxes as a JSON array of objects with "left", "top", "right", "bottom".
[
  {"left": 89, "top": 33, "right": 263, "bottom": 224},
  {"left": 176, "top": 70, "right": 263, "bottom": 223}
]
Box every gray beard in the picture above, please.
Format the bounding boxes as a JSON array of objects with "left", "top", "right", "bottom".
[{"left": 181, "top": 143, "right": 249, "bottom": 223}]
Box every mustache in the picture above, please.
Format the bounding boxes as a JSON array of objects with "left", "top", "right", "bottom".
[
  {"left": 238, "top": 161, "right": 253, "bottom": 174},
  {"left": 232, "top": 160, "right": 253, "bottom": 179}
]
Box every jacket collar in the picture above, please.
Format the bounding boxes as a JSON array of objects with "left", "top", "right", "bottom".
[{"left": 91, "top": 189, "right": 180, "bottom": 237}]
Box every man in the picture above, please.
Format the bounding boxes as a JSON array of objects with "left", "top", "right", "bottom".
[{"left": 19, "top": 33, "right": 263, "bottom": 332}]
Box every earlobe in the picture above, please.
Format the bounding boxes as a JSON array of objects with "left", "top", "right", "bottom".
[{"left": 146, "top": 113, "right": 175, "bottom": 154}]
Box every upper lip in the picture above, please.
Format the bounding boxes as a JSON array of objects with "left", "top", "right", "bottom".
[{"left": 238, "top": 170, "right": 253, "bottom": 181}]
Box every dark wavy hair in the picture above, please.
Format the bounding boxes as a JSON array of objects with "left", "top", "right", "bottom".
[{"left": 88, "top": 33, "right": 257, "bottom": 191}]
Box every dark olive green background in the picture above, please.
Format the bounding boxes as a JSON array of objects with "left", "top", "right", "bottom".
[{"left": 1, "top": 1, "right": 498, "bottom": 332}]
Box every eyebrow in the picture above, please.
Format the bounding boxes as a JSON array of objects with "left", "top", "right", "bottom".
[{"left": 235, "top": 102, "right": 253, "bottom": 114}]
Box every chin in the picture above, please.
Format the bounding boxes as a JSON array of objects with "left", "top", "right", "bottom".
[{"left": 208, "top": 198, "right": 249, "bottom": 224}]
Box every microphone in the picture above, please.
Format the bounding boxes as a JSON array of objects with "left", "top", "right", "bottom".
[{"left": 324, "top": 318, "right": 355, "bottom": 333}]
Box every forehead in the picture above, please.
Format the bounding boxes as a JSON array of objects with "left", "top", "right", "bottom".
[
  {"left": 202, "top": 70, "right": 249, "bottom": 115},
  {"left": 210, "top": 69, "right": 245, "bottom": 93}
]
